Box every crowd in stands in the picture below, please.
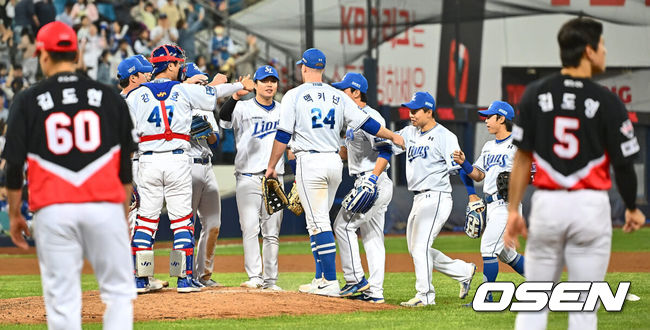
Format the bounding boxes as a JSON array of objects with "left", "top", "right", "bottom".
[{"left": 0, "top": 0, "right": 273, "bottom": 164}]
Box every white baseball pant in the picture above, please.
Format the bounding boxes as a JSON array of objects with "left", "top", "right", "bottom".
[
  {"left": 295, "top": 152, "right": 343, "bottom": 234},
  {"left": 191, "top": 161, "right": 222, "bottom": 281},
  {"left": 406, "top": 191, "right": 475, "bottom": 305},
  {"left": 482, "top": 200, "right": 519, "bottom": 262},
  {"left": 32, "top": 202, "right": 136, "bottom": 330},
  {"left": 334, "top": 172, "right": 392, "bottom": 299},
  {"left": 235, "top": 173, "right": 283, "bottom": 285},
  {"left": 515, "top": 189, "right": 611, "bottom": 330}
]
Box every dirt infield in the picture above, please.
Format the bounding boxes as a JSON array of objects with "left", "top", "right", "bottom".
[
  {"left": 0, "top": 287, "right": 397, "bottom": 325},
  {"left": 3, "top": 250, "right": 650, "bottom": 275}
]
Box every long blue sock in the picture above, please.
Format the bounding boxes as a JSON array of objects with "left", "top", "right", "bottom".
[
  {"left": 309, "top": 235, "right": 322, "bottom": 279},
  {"left": 314, "top": 231, "right": 337, "bottom": 281},
  {"left": 482, "top": 256, "right": 499, "bottom": 302},
  {"left": 508, "top": 254, "right": 525, "bottom": 276}
]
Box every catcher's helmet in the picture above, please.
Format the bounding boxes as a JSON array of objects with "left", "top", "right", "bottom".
[{"left": 150, "top": 44, "right": 186, "bottom": 77}]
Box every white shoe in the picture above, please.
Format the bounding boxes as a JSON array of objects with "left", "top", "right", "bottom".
[
  {"left": 400, "top": 297, "right": 427, "bottom": 307},
  {"left": 148, "top": 278, "right": 163, "bottom": 291},
  {"left": 263, "top": 284, "right": 283, "bottom": 291},
  {"left": 311, "top": 279, "right": 340, "bottom": 297},
  {"left": 240, "top": 278, "right": 263, "bottom": 288},
  {"left": 299, "top": 278, "right": 324, "bottom": 293},
  {"left": 459, "top": 263, "right": 477, "bottom": 299},
  {"left": 149, "top": 277, "right": 169, "bottom": 288}
]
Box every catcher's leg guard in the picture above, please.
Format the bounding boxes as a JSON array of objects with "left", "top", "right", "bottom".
[
  {"left": 170, "top": 213, "right": 195, "bottom": 278},
  {"left": 131, "top": 214, "right": 159, "bottom": 276}
]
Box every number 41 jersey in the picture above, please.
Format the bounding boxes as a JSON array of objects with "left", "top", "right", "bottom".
[
  {"left": 513, "top": 73, "right": 640, "bottom": 190},
  {"left": 1, "top": 72, "right": 137, "bottom": 211}
]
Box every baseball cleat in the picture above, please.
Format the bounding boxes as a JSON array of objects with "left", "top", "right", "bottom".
[
  {"left": 311, "top": 279, "right": 340, "bottom": 297},
  {"left": 240, "top": 278, "right": 263, "bottom": 289},
  {"left": 351, "top": 293, "right": 385, "bottom": 304},
  {"left": 177, "top": 277, "right": 202, "bottom": 293},
  {"left": 299, "top": 278, "right": 324, "bottom": 293},
  {"left": 400, "top": 297, "right": 427, "bottom": 307},
  {"left": 339, "top": 277, "right": 370, "bottom": 297},
  {"left": 262, "top": 284, "right": 283, "bottom": 291},
  {"left": 200, "top": 278, "right": 223, "bottom": 287},
  {"left": 459, "top": 263, "right": 477, "bottom": 299},
  {"left": 149, "top": 277, "right": 169, "bottom": 288},
  {"left": 135, "top": 277, "right": 151, "bottom": 294}
]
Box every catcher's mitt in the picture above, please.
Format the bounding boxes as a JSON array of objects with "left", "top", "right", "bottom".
[
  {"left": 341, "top": 174, "right": 379, "bottom": 214},
  {"left": 464, "top": 199, "right": 486, "bottom": 239},
  {"left": 496, "top": 171, "right": 510, "bottom": 201},
  {"left": 287, "top": 182, "right": 304, "bottom": 216},
  {"left": 262, "top": 177, "right": 288, "bottom": 215},
  {"left": 190, "top": 115, "right": 213, "bottom": 140}
]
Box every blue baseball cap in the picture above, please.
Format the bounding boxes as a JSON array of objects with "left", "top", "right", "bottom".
[
  {"left": 134, "top": 54, "right": 153, "bottom": 72},
  {"left": 402, "top": 92, "right": 436, "bottom": 111},
  {"left": 295, "top": 48, "right": 326, "bottom": 69},
  {"left": 117, "top": 56, "right": 151, "bottom": 80},
  {"left": 254, "top": 65, "right": 279, "bottom": 81},
  {"left": 478, "top": 101, "right": 514, "bottom": 120},
  {"left": 332, "top": 72, "right": 368, "bottom": 94},
  {"left": 185, "top": 62, "right": 207, "bottom": 78}
]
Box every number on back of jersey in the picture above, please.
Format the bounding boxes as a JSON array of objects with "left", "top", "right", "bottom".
[
  {"left": 311, "top": 108, "right": 335, "bottom": 129},
  {"left": 147, "top": 105, "right": 174, "bottom": 127}
]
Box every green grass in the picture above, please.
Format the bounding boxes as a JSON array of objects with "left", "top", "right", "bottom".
[
  {"left": 1, "top": 228, "right": 648, "bottom": 329},
  {"left": 1, "top": 272, "right": 648, "bottom": 329}
]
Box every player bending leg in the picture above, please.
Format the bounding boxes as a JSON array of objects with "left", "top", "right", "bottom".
[
  {"left": 505, "top": 18, "right": 645, "bottom": 330},
  {"left": 126, "top": 44, "right": 251, "bottom": 293},
  {"left": 182, "top": 63, "right": 226, "bottom": 287},
  {"left": 265, "top": 48, "right": 405, "bottom": 297},
  {"left": 219, "top": 65, "right": 285, "bottom": 290},
  {"left": 332, "top": 73, "right": 392, "bottom": 303},
  {"left": 452, "top": 101, "right": 525, "bottom": 304},
  {"left": 393, "top": 92, "right": 476, "bottom": 307}
]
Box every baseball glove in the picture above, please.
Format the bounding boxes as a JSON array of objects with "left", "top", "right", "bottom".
[
  {"left": 287, "top": 182, "right": 304, "bottom": 216},
  {"left": 341, "top": 174, "right": 379, "bottom": 214},
  {"left": 464, "top": 199, "right": 486, "bottom": 239},
  {"left": 496, "top": 171, "right": 510, "bottom": 201},
  {"left": 262, "top": 177, "right": 288, "bottom": 215},
  {"left": 190, "top": 115, "right": 213, "bottom": 140}
]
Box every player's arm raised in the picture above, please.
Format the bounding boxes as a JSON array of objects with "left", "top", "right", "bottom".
[{"left": 453, "top": 150, "right": 485, "bottom": 181}]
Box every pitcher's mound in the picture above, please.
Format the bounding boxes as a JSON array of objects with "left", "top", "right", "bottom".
[{"left": 0, "top": 287, "right": 397, "bottom": 325}]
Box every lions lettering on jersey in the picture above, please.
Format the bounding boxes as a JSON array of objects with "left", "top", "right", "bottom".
[
  {"left": 252, "top": 119, "right": 279, "bottom": 139},
  {"left": 407, "top": 145, "right": 429, "bottom": 162},
  {"left": 483, "top": 154, "right": 509, "bottom": 171}
]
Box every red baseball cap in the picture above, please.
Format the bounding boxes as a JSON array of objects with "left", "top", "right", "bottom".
[{"left": 35, "top": 22, "right": 78, "bottom": 56}]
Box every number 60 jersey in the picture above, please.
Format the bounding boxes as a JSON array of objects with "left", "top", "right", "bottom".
[
  {"left": 278, "top": 82, "right": 370, "bottom": 153},
  {"left": 2, "top": 72, "right": 137, "bottom": 211}
]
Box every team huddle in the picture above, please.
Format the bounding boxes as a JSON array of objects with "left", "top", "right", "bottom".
[{"left": 4, "top": 17, "right": 645, "bottom": 330}]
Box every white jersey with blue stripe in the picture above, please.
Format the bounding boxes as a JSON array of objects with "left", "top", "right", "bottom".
[
  {"left": 473, "top": 135, "right": 516, "bottom": 195},
  {"left": 345, "top": 105, "right": 390, "bottom": 175},
  {"left": 220, "top": 98, "right": 284, "bottom": 175},
  {"left": 395, "top": 123, "right": 461, "bottom": 192},
  {"left": 277, "top": 82, "right": 370, "bottom": 153}
]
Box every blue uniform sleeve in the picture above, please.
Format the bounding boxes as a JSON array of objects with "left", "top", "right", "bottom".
[
  {"left": 376, "top": 144, "right": 392, "bottom": 161},
  {"left": 360, "top": 117, "right": 381, "bottom": 135},
  {"left": 275, "top": 129, "right": 292, "bottom": 144},
  {"left": 459, "top": 169, "right": 477, "bottom": 196}
]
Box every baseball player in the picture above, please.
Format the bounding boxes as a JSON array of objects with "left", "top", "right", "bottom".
[
  {"left": 331, "top": 73, "right": 392, "bottom": 303},
  {"left": 264, "top": 48, "right": 405, "bottom": 297},
  {"left": 393, "top": 91, "right": 476, "bottom": 307},
  {"left": 182, "top": 62, "right": 224, "bottom": 287},
  {"left": 126, "top": 44, "right": 252, "bottom": 293},
  {"left": 452, "top": 101, "right": 525, "bottom": 304},
  {"left": 505, "top": 18, "right": 645, "bottom": 330},
  {"left": 117, "top": 55, "right": 168, "bottom": 292},
  {"left": 5, "top": 22, "right": 137, "bottom": 329},
  {"left": 219, "top": 65, "right": 285, "bottom": 290}
]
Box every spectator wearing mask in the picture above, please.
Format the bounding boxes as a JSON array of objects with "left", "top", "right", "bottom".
[{"left": 211, "top": 24, "right": 234, "bottom": 67}]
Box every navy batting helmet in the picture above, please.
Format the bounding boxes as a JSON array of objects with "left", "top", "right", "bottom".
[{"left": 150, "top": 44, "right": 186, "bottom": 77}]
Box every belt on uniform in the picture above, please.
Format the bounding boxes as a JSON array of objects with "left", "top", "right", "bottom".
[
  {"left": 413, "top": 190, "right": 432, "bottom": 195},
  {"left": 240, "top": 171, "right": 265, "bottom": 177},
  {"left": 353, "top": 170, "right": 386, "bottom": 179},
  {"left": 484, "top": 193, "right": 503, "bottom": 204},
  {"left": 142, "top": 149, "right": 184, "bottom": 155},
  {"left": 193, "top": 157, "right": 211, "bottom": 165}
]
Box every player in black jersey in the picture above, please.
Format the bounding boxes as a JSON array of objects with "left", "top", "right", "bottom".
[
  {"left": 504, "top": 18, "right": 645, "bottom": 330},
  {"left": 3, "top": 22, "right": 137, "bottom": 329}
]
